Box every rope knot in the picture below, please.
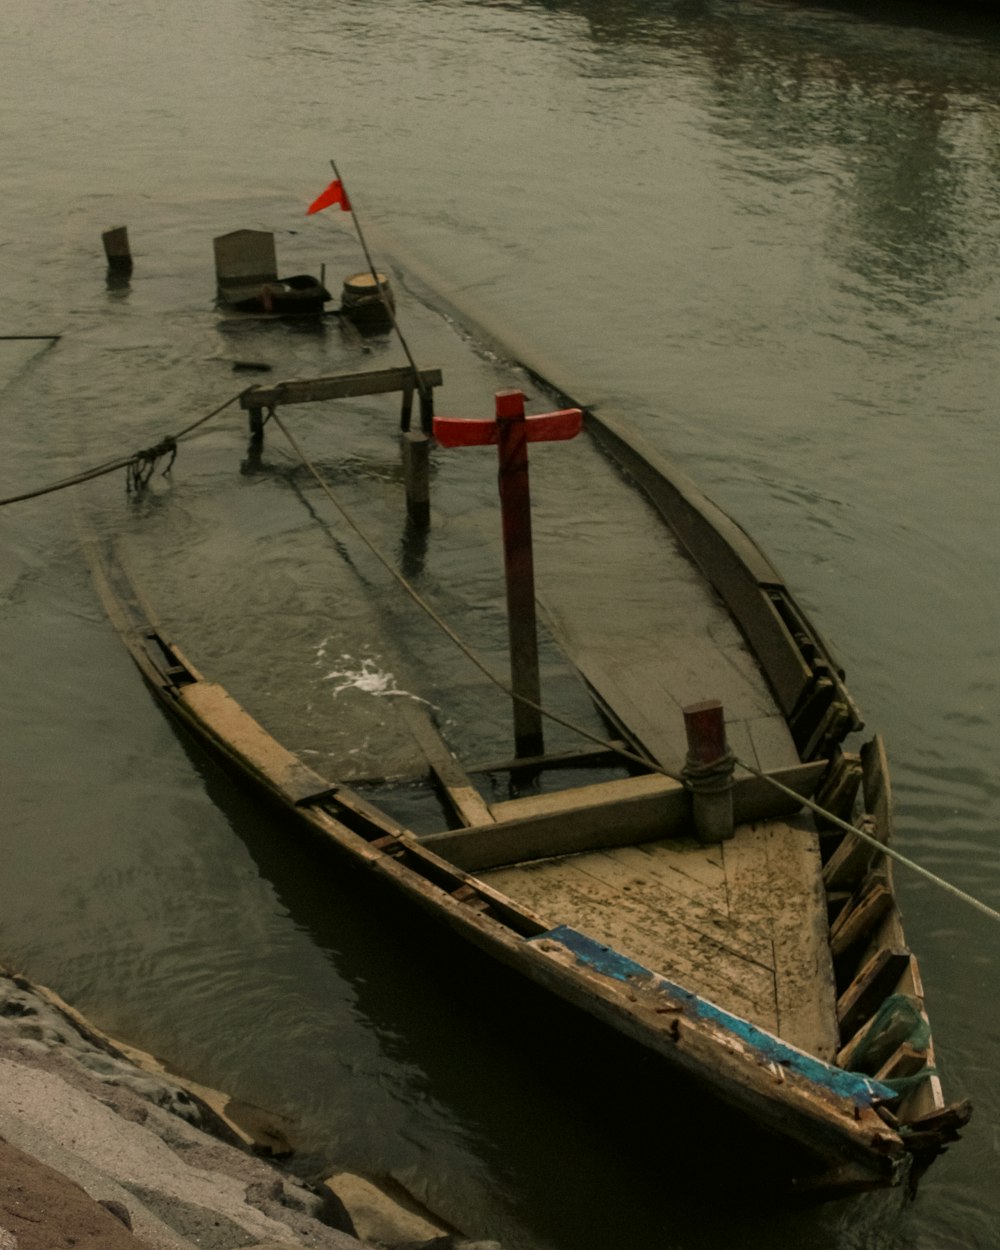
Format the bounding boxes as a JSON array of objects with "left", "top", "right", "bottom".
[
  {"left": 682, "top": 749, "right": 736, "bottom": 795},
  {"left": 127, "top": 436, "right": 178, "bottom": 494}
]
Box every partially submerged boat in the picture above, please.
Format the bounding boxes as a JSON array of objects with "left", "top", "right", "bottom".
[
  {"left": 213, "top": 229, "right": 330, "bottom": 316},
  {"left": 85, "top": 239, "right": 969, "bottom": 1201}
]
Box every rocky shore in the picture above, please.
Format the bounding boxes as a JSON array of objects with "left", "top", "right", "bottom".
[{"left": 0, "top": 970, "right": 499, "bottom": 1250}]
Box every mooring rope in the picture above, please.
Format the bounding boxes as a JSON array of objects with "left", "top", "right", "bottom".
[
  {"left": 126, "top": 436, "right": 178, "bottom": 494},
  {"left": 734, "top": 756, "right": 1000, "bottom": 925},
  {"left": 0, "top": 390, "right": 247, "bottom": 508},
  {"left": 269, "top": 409, "right": 683, "bottom": 781},
  {"left": 272, "top": 409, "right": 1000, "bottom": 926}
]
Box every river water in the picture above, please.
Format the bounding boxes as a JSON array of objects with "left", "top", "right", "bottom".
[{"left": 2, "top": 1, "right": 998, "bottom": 1247}]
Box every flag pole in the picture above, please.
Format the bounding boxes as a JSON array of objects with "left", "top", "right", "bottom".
[{"left": 328, "top": 160, "right": 430, "bottom": 408}]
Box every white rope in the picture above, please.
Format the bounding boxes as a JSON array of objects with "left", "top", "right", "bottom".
[{"left": 734, "top": 756, "right": 1000, "bottom": 925}]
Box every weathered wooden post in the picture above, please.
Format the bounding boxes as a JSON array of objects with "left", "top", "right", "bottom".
[
  {"left": 102, "top": 226, "right": 133, "bottom": 274},
  {"left": 418, "top": 386, "right": 434, "bottom": 435},
  {"left": 434, "top": 390, "right": 582, "bottom": 758},
  {"left": 401, "top": 430, "right": 431, "bottom": 528},
  {"left": 400, "top": 378, "right": 433, "bottom": 527},
  {"left": 495, "top": 391, "right": 543, "bottom": 758},
  {"left": 247, "top": 405, "right": 266, "bottom": 444},
  {"left": 682, "top": 699, "right": 735, "bottom": 843}
]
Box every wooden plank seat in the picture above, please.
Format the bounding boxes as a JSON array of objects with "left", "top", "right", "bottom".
[{"left": 419, "top": 760, "right": 827, "bottom": 872}]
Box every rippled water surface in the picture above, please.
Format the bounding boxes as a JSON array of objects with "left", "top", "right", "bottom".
[{"left": 2, "top": 2, "right": 999, "bottom": 1248}]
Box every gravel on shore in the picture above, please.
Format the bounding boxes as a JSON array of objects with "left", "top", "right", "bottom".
[{"left": 0, "top": 969, "right": 499, "bottom": 1250}]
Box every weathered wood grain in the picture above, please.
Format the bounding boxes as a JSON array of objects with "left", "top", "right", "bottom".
[
  {"left": 764, "top": 819, "right": 839, "bottom": 1059},
  {"left": 482, "top": 813, "right": 838, "bottom": 1057},
  {"left": 396, "top": 701, "right": 494, "bottom": 827},
  {"left": 484, "top": 853, "right": 778, "bottom": 1026}
]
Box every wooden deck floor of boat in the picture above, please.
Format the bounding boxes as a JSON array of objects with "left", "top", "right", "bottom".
[
  {"left": 532, "top": 444, "right": 799, "bottom": 778},
  {"left": 483, "top": 817, "right": 840, "bottom": 1060}
]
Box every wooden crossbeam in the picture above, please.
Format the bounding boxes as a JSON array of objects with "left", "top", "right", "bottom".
[
  {"left": 419, "top": 760, "right": 828, "bottom": 872},
  {"left": 240, "top": 366, "right": 443, "bottom": 410},
  {"left": 396, "top": 701, "right": 494, "bottom": 828}
]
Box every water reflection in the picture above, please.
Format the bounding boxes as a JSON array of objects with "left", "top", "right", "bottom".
[
  {"left": 513, "top": 0, "right": 1000, "bottom": 305},
  {"left": 523, "top": 0, "right": 1000, "bottom": 48}
]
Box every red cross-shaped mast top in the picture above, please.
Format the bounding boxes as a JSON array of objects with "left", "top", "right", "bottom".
[{"left": 434, "top": 390, "right": 583, "bottom": 758}]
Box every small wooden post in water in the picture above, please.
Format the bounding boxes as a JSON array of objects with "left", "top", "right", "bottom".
[
  {"left": 400, "top": 381, "right": 432, "bottom": 528},
  {"left": 402, "top": 430, "right": 431, "bottom": 528},
  {"left": 247, "top": 405, "right": 266, "bottom": 446},
  {"left": 102, "top": 226, "right": 133, "bottom": 274},
  {"left": 682, "top": 699, "right": 735, "bottom": 843},
  {"left": 434, "top": 390, "right": 582, "bottom": 758}
]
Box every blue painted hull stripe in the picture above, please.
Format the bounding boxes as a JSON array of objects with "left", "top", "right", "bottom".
[{"left": 530, "top": 925, "right": 895, "bottom": 1107}]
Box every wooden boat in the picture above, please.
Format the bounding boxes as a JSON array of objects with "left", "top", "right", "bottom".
[
  {"left": 236, "top": 273, "right": 331, "bottom": 317},
  {"left": 83, "top": 251, "right": 969, "bottom": 1202},
  {"left": 213, "top": 229, "right": 330, "bottom": 315}
]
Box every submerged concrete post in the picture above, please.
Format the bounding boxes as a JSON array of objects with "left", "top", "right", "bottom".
[{"left": 682, "top": 699, "right": 735, "bottom": 843}]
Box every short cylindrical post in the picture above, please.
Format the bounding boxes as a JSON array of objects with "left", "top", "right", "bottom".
[
  {"left": 402, "top": 430, "right": 431, "bottom": 529},
  {"left": 682, "top": 699, "right": 735, "bottom": 843},
  {"left": 496, "top": 390, "right": 544, "bottom": 758}
]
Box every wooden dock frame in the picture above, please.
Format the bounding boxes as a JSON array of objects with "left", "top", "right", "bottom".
[{"left": 240, "top": 365, "right": 443, "bottom": 526}]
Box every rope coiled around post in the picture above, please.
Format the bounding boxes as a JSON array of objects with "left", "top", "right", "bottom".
[{"left": 682, "top": 749, "right": 736, "bottom": 793}]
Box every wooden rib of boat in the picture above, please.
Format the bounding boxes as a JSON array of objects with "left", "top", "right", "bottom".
[{"left": 84, "top": 258, "right": 969, "bottom": 1201}]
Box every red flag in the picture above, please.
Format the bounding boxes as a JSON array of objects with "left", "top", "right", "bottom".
[{"left": 307, "top": 179, "right": 351, "bottom": 214}]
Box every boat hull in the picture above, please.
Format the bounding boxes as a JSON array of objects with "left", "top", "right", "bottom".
[{"left": 81, "top": 532, "right": 922, "bottom": 1200}]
